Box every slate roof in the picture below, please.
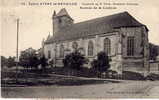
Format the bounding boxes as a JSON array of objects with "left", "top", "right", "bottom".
[
  {"left": 45, "top": 11, "right": 146, "bottom": 44},
  {"left": 53, "top": 8, "right": 73, "bottom": 20},
  {"left": 56, "top": 8, "right": 69, "bottom": 17}
]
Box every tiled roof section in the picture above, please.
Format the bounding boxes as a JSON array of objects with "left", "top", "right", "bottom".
[{"left": 45, "top": 11, "right": 145, "bottom": 44}]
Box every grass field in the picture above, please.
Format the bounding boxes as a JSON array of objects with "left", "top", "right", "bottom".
[{"left": 2, "top": 66, "right": 159, "bottom": 87}]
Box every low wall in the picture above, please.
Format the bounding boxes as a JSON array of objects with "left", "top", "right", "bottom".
[
  {"left": 149, "top": 61, "right": 159, "bottom": 74},
  {"left": 122, "top": 60, "right": 146, "bottom": 73}
]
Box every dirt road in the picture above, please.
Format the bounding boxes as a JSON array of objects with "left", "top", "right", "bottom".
[{"left": 2, "top": 80, "right": 159, "bottom": 98}]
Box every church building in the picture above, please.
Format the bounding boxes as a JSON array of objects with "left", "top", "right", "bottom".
[{"left": 43, "top": 8, "right": 149, "bottom": 73}]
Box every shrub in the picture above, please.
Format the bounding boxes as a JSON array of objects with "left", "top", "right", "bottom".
[
  {"left": 101, "top": 71, "right": 145, "bottom": 80},
  {"left": 122, "top": 71, "right": 145, "bottom": 80},
  {"left": 63, "top": 50, "right": 88, "bottom": 70},
  {"left": 105, "top": 70, "right": 118, "bottom": 78},
  {"left": 145, "top": 73, "right": 159, "bottom": 81},
  {"left": 39, "top": 56, "right": 48, "bottom": 69},
  {"left": 91, "top": 51, "right": 111, "bottom": 73},
  {"left": 19, "top": 48, "right": 41, "bottom": 69},
  {"left": 6, "top": 56, "right": 16, "bottom": 68}
]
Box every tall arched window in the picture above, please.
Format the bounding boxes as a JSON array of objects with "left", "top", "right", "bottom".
[
  {"left": 88, "top": 41, "right": 94, "bottom": 56},
  {"left": 127, "top": 36, "right": 135, "bottom": 56},
  {"left": 48, "top": 50, "right": 51, "bottom": 59},
  {"left": 59, "top": 44, "right": 64, "bottom": 58},
  {"left": 104, "top": 38, "right": 111, "bottom": 55}
]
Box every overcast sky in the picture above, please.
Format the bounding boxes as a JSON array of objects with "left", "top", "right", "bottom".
[{"left": 1, "top": 0, "right": 159, "bottom": 57}]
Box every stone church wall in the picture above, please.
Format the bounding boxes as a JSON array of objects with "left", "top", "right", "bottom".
[
  {"left": 121, "top": 27, "right": 143, "bottom": 58},
  {"left": 44, "top": 27, "right": 149, "bottom": 74},
  {"left": 44, "top": 32, "right": 123, "bottom": 70},
  {"left": 121, "top": 27, "right": 149, "bottom": 73},
  {"left": 44, "top": 44, "right": 53, "bottom": 59}
]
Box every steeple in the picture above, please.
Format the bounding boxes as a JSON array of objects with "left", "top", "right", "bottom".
[
  {"left": 52, "top": 10, "right": 56, "bottom": 18},
  {"left": 56, "top": 8, "right": 73, "bottom": 21},
  {"left": 52, "top": 8, "right": 74, "bottom": 34},
  {"left": 56, "top": 8, "right": 68, "bottom": 16},
  {"left": 53, "top": 11, "right": 56, "bottom": 15}
]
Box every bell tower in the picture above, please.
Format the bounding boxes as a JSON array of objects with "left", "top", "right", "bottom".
[{"left": 52, "top": 8, "right": 74, "bottom": 34}]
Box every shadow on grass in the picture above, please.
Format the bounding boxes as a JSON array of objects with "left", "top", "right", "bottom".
[
  {"left": 2, "top": 67, "right": 122, "bottom": 87},
  {"left": 54, "top": 79, "right": 121, "bottom": 86},
  {"left": 2, "top": 78, "right": 121, "bottom": 87}
]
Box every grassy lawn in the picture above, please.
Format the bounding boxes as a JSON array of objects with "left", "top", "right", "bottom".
[
  {"left": 2, "top": 66, "right": 159, "bottom": 87},
  {"left": 2, "top": 73, "right": 121, "bottom": 87},
  {"left": 1, "top": 66, "right": 122, "bottom": 87}
]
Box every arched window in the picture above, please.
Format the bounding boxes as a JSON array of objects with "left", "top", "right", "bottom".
[
  {"left": 104, "top": 38, "right": 111, "bottom": 55},
  {"left": 59, "top": 44, "right": 64, "bottom": 58},
  {"left": 72, "top": 41, "right": 78, "bottom": 50},
  {"left": 127, "top": 36, "right": 135, "bottom": 56},
  {"left": 48, "top": 50, "right": 51, "bottom": 59},
  {"left": 88, "top": 41, "right": 94, "bottom": 56}
]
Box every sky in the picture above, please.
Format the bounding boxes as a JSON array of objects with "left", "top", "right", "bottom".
[{"left": 1, "top": 0, "right": 159, "bottom": 57}]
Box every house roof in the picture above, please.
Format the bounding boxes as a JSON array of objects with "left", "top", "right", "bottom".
[{"left": 45, "top": 11, "right": 146, "bottom": 44}]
